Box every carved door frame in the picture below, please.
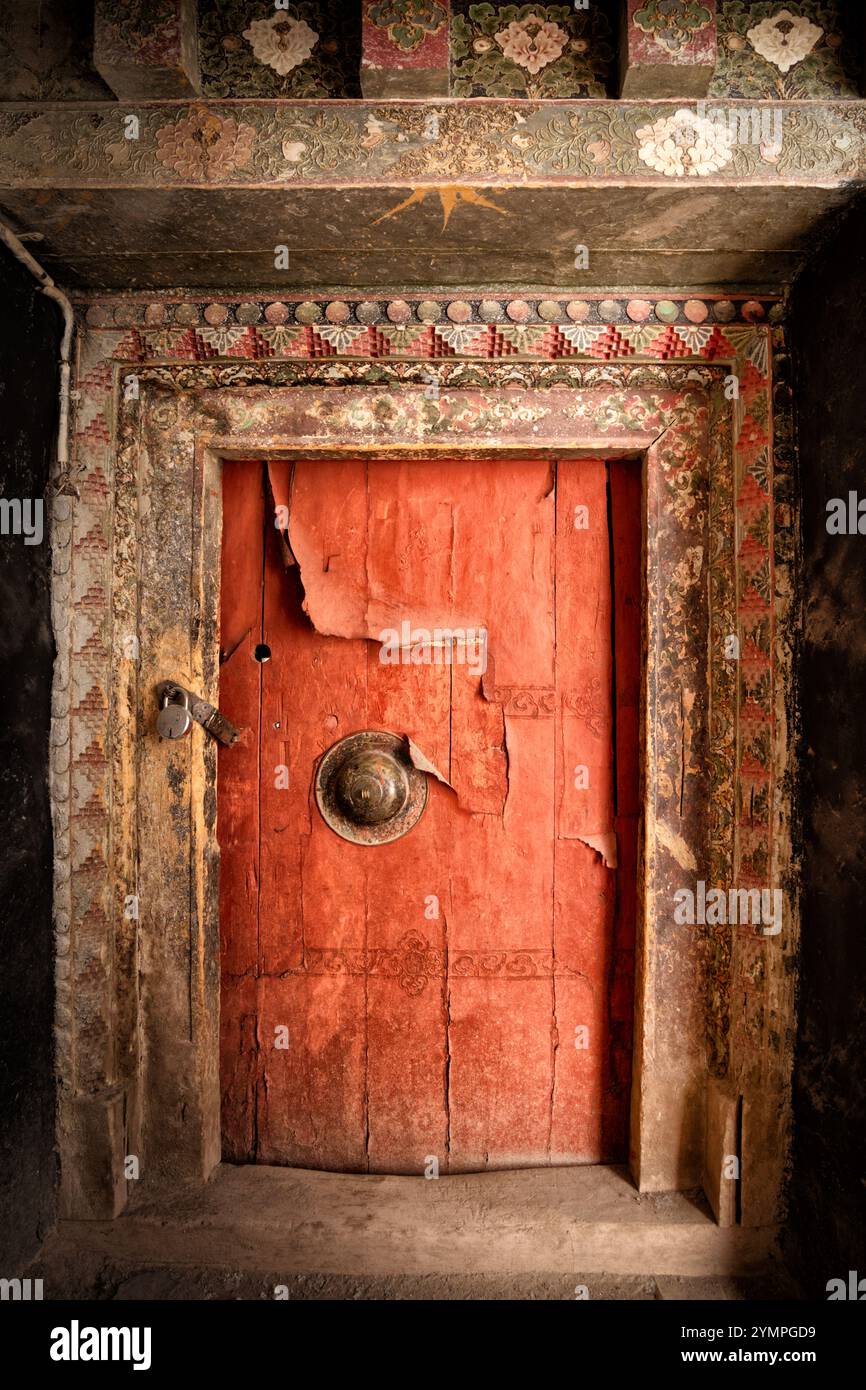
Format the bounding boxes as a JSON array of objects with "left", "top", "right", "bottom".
[{"left": 51, "top": 310, "right": 794, "bottom": 1232}]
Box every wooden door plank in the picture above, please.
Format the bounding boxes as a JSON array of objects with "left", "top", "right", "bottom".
[
  {"left": 605, "top": 458, "right": 643, "bottom": 1157},
  {"left": 551, "top": 458, "right": 616, "bottom": 1161},
  {"left": 554, "top": 458, "right": 615, "bottom": 849},
  {"left": 443, "top": 459, "right": 556, "bottom": 1168},
  {"left": 218, "top": 459, "right": 265, "bottom": 1161},
  {"left": 256, "top": 972, "right": 369, "bottom": 1171},
  {"left": 363, "top": 462, "right": 454, "bottom": 1174},
  {"left": 611, "top": 458, "right": 643, "bottom": 818},
  {"left": 257, "top": 460, "right": 369, "bottom": 1170}
]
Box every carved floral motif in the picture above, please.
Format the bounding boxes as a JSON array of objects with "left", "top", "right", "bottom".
[
  {"left": 242, "top": 13, "right": 318, "bottom": 74},
  {"left": 450, "top": 3, "right": 613, "bottom": 97},
  {"left": 95, "top": 0, "right": 183, "bottom": 66},
  {"left": 368, "top": 0, "right": 448, "bottom": 51},
  {"left": 632, "top": 0, "right": 713, "bottom": 54},
  {"left": 709, "top": 1, "right": 857, "bottom": 99},
  {"left": 0, "top": 101, "right": 860, "bottom": 187},
  {"left": 370, "top": 931, "right": 445, "bottom": 995},
  {"left": 636, "top": 108, "right": 736, "bottom": 177},
  {"left": 494, "top": 13, "right": 569, "bottom": 73},
  {"left": 278, "top": 109, "right": 368, "bottom": 177},
  {"left": 153, "top": 108, "right": 256, "bottom": 181},
  {"left": 198, "top": 1, "right": 360, "bottom": 98},
  {"left": 746, "top": 7, "right": 822, "bottom": 73}
]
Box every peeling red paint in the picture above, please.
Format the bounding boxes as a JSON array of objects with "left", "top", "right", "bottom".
[{"left": 219, "top": 456, "right": 640, "bottom": 1171}]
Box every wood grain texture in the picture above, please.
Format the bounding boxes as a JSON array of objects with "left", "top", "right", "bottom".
[{"left": 219, "top": 457, "right": 639, "bottom": 1171}]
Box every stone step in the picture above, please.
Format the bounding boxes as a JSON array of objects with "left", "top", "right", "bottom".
[{"left": 31, "top": 1163, "right": 786, "bottom": 1298}]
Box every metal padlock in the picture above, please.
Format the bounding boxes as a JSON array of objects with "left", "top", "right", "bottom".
[{"left": 156, "top": 686, "right": 192, "bottom": 740}]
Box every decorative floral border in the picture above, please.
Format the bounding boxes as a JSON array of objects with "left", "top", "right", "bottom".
[{"left": 1, "top": 100, "right": 861, "bottom": 187}]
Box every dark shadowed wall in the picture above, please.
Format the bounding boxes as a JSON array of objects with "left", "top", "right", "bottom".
[
  {"left": 787, "top": 197, "right": 866, "bottom": 1298},
  {"left": 0, "top": 242, "right": 58, "bottom": 1270}
]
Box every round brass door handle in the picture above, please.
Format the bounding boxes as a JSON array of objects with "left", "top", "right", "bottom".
[
  {"left": 315, "top": 731, "right": 428, "bottom": 845},
  {"left": 333, "top": 746, "right": 410, "bottom": 825}
]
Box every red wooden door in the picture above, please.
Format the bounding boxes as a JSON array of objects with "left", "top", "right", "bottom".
[{"left": 218, "top": 457, "right": 640, "bottom": 1173}]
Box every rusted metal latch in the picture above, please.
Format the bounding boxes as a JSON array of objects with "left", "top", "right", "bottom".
[{"left": 155, "top": 681, "right": 239, "bottom": 746}]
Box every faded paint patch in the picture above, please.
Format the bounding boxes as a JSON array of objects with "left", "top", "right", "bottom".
[{"left": 656, "top": 820, "right": 698, "bottom": 872}]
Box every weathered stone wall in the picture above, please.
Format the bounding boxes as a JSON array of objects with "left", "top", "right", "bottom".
[
  {"left": 786, "top": 195, "right": 866, "bottom": 1295},
  {"left": 0, "top": 243, "right": 59, "bottom": 1271}
]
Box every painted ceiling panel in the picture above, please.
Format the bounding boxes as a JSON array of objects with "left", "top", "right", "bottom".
[{"left": 0, "top": 183, "right": 848, "bottom": 290}]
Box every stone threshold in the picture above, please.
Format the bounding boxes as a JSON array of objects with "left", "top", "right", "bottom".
[{"left": 29, "top": 1164, "right": 792, "bottom": 1299}]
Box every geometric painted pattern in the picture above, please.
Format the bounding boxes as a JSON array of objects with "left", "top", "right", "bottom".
[{"left": 79, "top": 294, "right": 776, "bottom": 366}]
